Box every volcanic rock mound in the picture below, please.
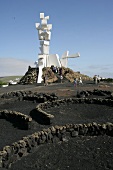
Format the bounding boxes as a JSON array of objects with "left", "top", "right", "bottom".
[{"left": 19, "top": 66, "right": 92, "bottom": 84}]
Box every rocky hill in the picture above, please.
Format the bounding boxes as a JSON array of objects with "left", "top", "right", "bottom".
[
  {"left": 19, "top": 66, "right": 92, "bottom": 84},
  {"left": 19, "top": 66, "right": 38, "bottom": 84},
  {"left": 61, "top": 67, "right": 92, "bottom": 82}
]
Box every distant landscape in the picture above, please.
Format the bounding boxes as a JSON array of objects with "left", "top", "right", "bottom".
[{"left": 0, "top": 76, "right": 22, "bottom": 83}]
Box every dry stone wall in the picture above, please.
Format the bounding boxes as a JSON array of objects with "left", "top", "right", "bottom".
[
  {"left": 37, "top": 98, "right": 113, "bottom": 120},
  {"left": 0, "top": 122, "right": 113, "bottom": 168},
  {"left": 1, "top": 91, "right": 113, "bottom": 168},
  {"left": 0, "top": 110, "right": 32, "bottom": 130},
  {"left": 1, "top": 91, "right": 58, "bottom": 103},
  {"left": 77, "top": 89, "right": 112, "bottom": 98}
]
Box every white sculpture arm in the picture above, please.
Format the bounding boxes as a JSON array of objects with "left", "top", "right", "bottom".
[{"left": 67, "top": 52, "right": 80, "bottom": 58}]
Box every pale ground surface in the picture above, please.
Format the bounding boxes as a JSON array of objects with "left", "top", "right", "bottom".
[{"left": 0, "top": 80, "right": 113, "bottom": 97}]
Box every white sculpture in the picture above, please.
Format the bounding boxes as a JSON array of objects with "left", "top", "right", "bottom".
[
  {"left": 35, "top": 13, "right": 80, "bottom": 83},
  {"left": 35, "top": 13, "right": 53, "bottom": 83},
  {"left": 60, "top": 51, "right": 80, "bottom": 68}
]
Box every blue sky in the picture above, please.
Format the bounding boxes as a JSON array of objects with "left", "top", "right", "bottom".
[{"left": 0, "top": 0, "right": 113, "bottom": 78}]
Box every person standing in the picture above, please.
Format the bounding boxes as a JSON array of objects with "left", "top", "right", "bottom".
[
  {"left": 59, "top": 67, "right": 62, "bottom": 76},
  {"left": 95, "top": 75, "right": 98, "bottom": 84},
  {"left": 45, "top": 74, "right": 48, "bottom": 86},
  {"left": 97, "top": 75, "right": 100, "bottom": 83},
  {"left": 43, "top": 74, "right": 48, "bottom": 86},
  {"left": 93, "top": 75, "right": 97, "bottom": 84},
  {"left": 74, "top": 78, "right": 77, "bottom": 87},
  {"left": 43, "top": 76, "right": 46, "bottom": 85},
  {"left": 79, "top": 77, "right": 83, "bottom": 85},
  {"left": 60, "top": 75, "right": 63, "bottom": 83}
]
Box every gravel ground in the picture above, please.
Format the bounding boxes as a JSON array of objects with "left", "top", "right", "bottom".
[
  {"left": 10, "top": 136, "right": 113, "bottom": 170},
  {"left": 44, "top": 103, "right": 113, "bottom": 125},
  {"left": 0, "top": 100, "right": 50, "bottom": 150},
  {"left": 0, "top": 81, "right": 113, "bottom": 170}
]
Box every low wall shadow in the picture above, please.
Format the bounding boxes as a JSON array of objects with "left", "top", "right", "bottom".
[
  {"left": 0, "top": 115, "right": 29, "bottom": 130},
  {"left": 30, "top": 109, "right": 51, "bottom": 125}
]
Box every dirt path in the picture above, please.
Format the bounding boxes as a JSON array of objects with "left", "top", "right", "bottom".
[{"left": 0, "top": 81, "right": 113, "bottom": 98}]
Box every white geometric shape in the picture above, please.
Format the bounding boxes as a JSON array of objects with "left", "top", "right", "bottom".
[
  {"left": 46, "top": 31, "right": 51, "bottom": 40},
  {"left": 60, "top": 51, "right": 69, "bottom": 67},
  {"left": 38, "top": 31, "right": 51, "bottom": 41},
  {"left": 42, "top": 45, "right": 49, "bottom": 54},
  {"left": 40, "top": 13, "right": 44, "bottom": 19},
  {"left": 67, "top": 52, "right": 80, "bottom": 58},
  {"left": 38, "top": 54, "right": 47, "bottom": 67},
  {"left": 60, "top": 51, "right": 80, "bottom": 67},
  {"left": 61, "top": 51, "right": 69, "bottom": 59},
  {"left": 47, "top": 54, "right": 61, "bottom": 67},
  {"left": 35, "top": 23, "right": 40, "bottom": 30},
  {"left": 38, "top": 54, "right": 46, "bottom": 59},
  {"left": 41, "top": 25, "right": 48, "bottom": 30},
  {"left": 45, "top": 16, "right": 49, "bottom": 20},
  {"left": 40, "top": 41, "right": 50, "bottom": 45},
  {"left": 38, "top": 58, "right": 44, "bottom": 66},
  {"left": 41, "top": 32, "right": 48, "bottom": 40},
  {"left": 41, "top": 19, "right": 47, "bottom": 26},
  {"left": 38, "top": 29, "right": 43, "bottom": 34},
  {"left": 60, "top": 58, "right": 68, "bottom": 68},
  {"left": 37, "top": 64, "right": 43, "bottom": 83},
  {"left": 47, "top": 24, "right": 52, "bottom": 30},
  {"left": 38, "top": 30, "right": 43, "bottom": 38},
  {"left": 39, "top": 35, "right": 44, "bottom": 40},
  {"left": 39, "top": 46, "right": 43, "bottom": 53}
]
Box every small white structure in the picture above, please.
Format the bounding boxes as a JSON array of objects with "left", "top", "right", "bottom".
[
  {"left": 35, "top": 13, "right": 80, "bottom": 83},
  {"left": 1, "top": 85, "right": 8, "bottom": 88},
  {"left": 9, "top": 80, "right": 17, "bottom": 85}
]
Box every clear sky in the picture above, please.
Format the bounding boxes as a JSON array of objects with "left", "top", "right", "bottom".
[{"left": 0, "top": 0, "right": 113, "bottom": 78}]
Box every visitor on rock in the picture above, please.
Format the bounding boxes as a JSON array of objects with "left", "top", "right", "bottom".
[
  {"left": 93, "top": 75, "right": 98, "bottom": 84},
  {"left": 79, "top": 77, "right": 83, "bottom": 85},
  {"left": 59, "top": 67, "right": 62, "bottom": 75},
  {"left": 45, "top": 74, "right": 48, "bottom": 86},
  {"left": 43, "top": 74, "right": 48, "bottom": 86},
  {"left": 97, "top": 75, "right": 101, "bottom": 83},
  {"left": 55, "top": 66, "right": 58, "bottom": 73},
  {"left": 60, "top": 75, "right": 63, "bottom": 83},
  {"left": 74, "top": 78, "right": 77, "bottom": 87}
]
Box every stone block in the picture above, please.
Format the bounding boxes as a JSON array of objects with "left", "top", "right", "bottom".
[
  {"left": 48, "top": 133, "right": 53, "bottom": 141},
  {"left": 41, "top": 134, "right": 47, "bottom": 142},
  {"left": 40, "top": 13, "right": 44, "bottom": 19}
]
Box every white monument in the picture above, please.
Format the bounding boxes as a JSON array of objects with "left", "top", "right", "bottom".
[{"left": 35, "top": 13, "right": 80, "bottom": 83}]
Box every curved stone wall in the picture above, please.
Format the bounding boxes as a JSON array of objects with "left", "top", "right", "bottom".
[
  {"left": 77, "top": 89, "right": 112, "bottom": 98},
  {"left": 0, "top": 91, "right": 113, "bottom": 168},
  {"left": 1, "top": 91, "right": 58, "bottom": 103},
  {"left": 36, "top": 98, "right": 113, "bottom": 123},
  {"left": 0, "top": 110, "right": 32, "bottom": 130},
  {"left": 0, "top": 122, "right": 113, "bottom": 168}
]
